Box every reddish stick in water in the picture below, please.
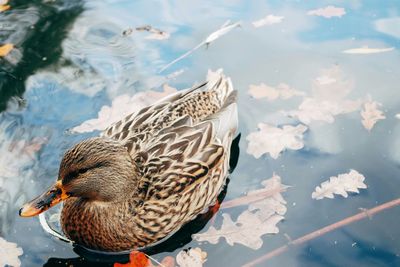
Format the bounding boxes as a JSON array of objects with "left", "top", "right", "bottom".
[{"left": 242, "top": 198, "right": 400, "bottom": 267}]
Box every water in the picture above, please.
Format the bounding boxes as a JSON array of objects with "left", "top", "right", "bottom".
[{"left": 1, "top": 0, "right": 400, "bottom": 266}]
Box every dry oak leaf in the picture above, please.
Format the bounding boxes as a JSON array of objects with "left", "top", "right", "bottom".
[
  {"left": 248, "top": 83, "right": 304, "bottom": 100},
  {"left": 114, "top": 251, "right": 175, "bottom": 267},
  {"left": 286, "top": 65, "right": 361, "bottom": 124},
  {"left": 176, "top": 247, "right": 207, "bottom": 267},
  {"left": 246, "top": 123, "right": 307, "bottom": 159},
  {"left": 307, "top": 6, "right": 346, "bottom": 18},
  {"left": 0, "top": 1, "right": 10, "bottom": 12},
  {"left": 0, "top": 44, "right": 14, "bottom": 56},
  {"left": 193, "top": 174, "right": 288, "bottom": 250},
  {"left": 114, "top": 251, "right": 150, "bottom": 267},
  {"left": 343, "top": 46, "right": 394, "bottom": 54},
  {"left": 361, "top": 99, "right": 385, "bottom": 131},
  {"left": 0, "top": 237, "right": 23, "bottom": 267},
  {"left": 312, "top": 169, "right": 367, "bottom": 200},
  {"left": 72, "top": 85, "right": 177, "bottom": 133},
  {"left": 252, "top": 14, "right": 284, "bottom": 27}
]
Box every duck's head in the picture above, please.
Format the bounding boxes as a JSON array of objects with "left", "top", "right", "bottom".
[{"left": 19, "top": 137, "right": 136, "bottom": 217}]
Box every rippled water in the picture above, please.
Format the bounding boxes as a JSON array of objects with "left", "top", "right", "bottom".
[{"left": 1, "top": 1, "right": 400, "bottom": 266}]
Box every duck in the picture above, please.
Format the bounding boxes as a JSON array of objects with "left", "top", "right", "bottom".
[{"left": 19, "top": 69, "right": 238, "bottom": 252}]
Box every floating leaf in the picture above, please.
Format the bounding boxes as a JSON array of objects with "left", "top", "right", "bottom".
[
  {"left": 0, "top": 237, "right": 23, "bottom": 267},
  {"left": 248, "top": 83, "right": 304, "bottom": 100},
  {"left": 0, "top": 3, "right": 10, "bottom": 12},
  {"left": 361, "top": 99, "right": 385, "bottom": 131},
  {"left": 193, "top": 175, "right": 288, "bottom": 250},
  {"left": 176, "top": 247, "right": 207, "bottom": 267},
  {"left": 246, "top": 123, "right": 307, "bottom": 159},
  {"left": 252, "top": 14, "right": 284, "bottom": 28},
  {"left": 287, "top": 98, "right": 361, "bottom": 124},
  {"left": 112, "top": 251, "right": 175, "bottom": 267},
  {"left": 315, "top": 75, "right": 336, "bottom": 85},
  {"left": 0, "top": 44, "right": 14, "bottom": 57},
  {"left": 307, "top": 6, "right": 346, "bottom": 18},
  {"left": 343, "top": 46, "right": 394, "bottom": 54},
  {"left": 247, "top": 174, "right": 289, "bottom": 219},
  {"left": 286, "top": 65, "right": 362, "bottom": 124},
  {"left": 312, "top": 170, "right": 367, "bottom": 200},
  {"left": 114, "top": 251, "right": 150, "bottom": 267},
  {"left": 137, "top": 25, "right": 170, "bottom": 40},
  {"left": 71, "top": 85, "right": 177, "bottom": 133}
]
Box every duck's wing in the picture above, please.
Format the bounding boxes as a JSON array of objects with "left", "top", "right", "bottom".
[
  {"left": 135, "top": 101, "right": 238, "bottom": 203},
  {"left": 101, "top": 70, "right": 234, "bottom": 147},
  {"left": 100, "top": 81, "right": 207, "bottom": 140}
]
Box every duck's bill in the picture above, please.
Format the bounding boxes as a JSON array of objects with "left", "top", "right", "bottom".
[{"left": 19, "top": 180, "right": 69, "bottom": 217}]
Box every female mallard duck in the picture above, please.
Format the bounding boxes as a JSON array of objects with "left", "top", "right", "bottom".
[{"left": 19, "top": 70, "right": 238, "bottom": 252}]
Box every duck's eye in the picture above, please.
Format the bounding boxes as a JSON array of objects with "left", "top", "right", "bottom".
[
  {"left": 78, "top": 168, "right": 89, "bottom": 174},
  {"left": 63, "top": 166, "right": 95, "bottom": 184}
]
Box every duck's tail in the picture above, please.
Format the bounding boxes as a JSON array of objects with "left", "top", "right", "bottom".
[
  {"left": 204, "top": 69, "right": 238, "bottom": 142},
  {"left": 206, "top": 69, "right": 236, "bottom": 109}
]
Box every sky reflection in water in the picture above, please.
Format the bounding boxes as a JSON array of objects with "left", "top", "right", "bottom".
[{"left": 0, "top": 0, "right": 400, "bottom": 266}]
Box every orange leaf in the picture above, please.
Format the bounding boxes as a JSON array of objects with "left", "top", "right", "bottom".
[
  {"left": 0, "top": 43, "right": 13, "bottom": 57},
  {"left": 0, "top": 5, "right": 10, "bottom": 12},
  {"left": 114, "top": 251, "right": 151, "bottom": 267}
]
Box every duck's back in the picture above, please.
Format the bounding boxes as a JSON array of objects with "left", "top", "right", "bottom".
[
  {"left": 101, "top": 69, "right": 238, "bottom": 249},
  {"left": 102, "top": 69, "right": 235, "bottom": 142}
]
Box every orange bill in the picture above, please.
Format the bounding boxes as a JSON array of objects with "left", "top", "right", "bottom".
[{"left": 19, "top": 180, "right": 69, "bottom": 217}]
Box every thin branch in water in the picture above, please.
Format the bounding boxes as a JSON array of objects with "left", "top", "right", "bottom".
[
  {"left": 221, "top": 186, "right": 288, "bottom": 209},
  {"left": 243, "top": 198, "right": 400, "bottom": 267}
]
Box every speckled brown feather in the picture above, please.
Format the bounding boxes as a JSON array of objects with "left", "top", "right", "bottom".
[{"left": 60, "top": 70, "right": 237, "bottom": 251}]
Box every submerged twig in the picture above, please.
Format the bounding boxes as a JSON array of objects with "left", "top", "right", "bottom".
[
  {"left": 242, "top": 198, "right": 400, "bottom": 267},
  {"left": 221, "top": 186, "right": 288, "bottom": 209}
]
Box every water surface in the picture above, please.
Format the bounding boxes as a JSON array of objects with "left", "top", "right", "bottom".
[{"left": 1, "top": 1, "right": 400, "bottom": 266}]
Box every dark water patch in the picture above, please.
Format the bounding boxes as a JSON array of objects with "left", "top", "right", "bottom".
[{"left": 0, "top": 0, "right": 83, "bottom": 112}]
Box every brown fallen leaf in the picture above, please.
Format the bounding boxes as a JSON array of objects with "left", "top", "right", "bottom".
[
  {"left": 0, "top": 5, "right": 9, "bottom": 11},
  {"left": 360, "top": 98, "right": 385, "bottom": 131},
  {"left": 114, "top": 251, "right": 175, "bottom": 267},
  {"left": 193, "top": 174, "right": 288, "bottom": 250},
  {"left": 0, "top": 0, "right": 9, "bottom": 11},
  {"left": 114, "top": 251, "right": 150, "bottom": 267},
  {"left": 248, "top": 83, "right": 304, "bottom": 100},
  {"left": 176, "top": 247, "right": 207, "bottom": 267},
  {"left": 246, "top": 123, "right": 307, "bottom": 159},
  {"left": 311, "top": 169, "right": 367, "bottom": 200},
  {"left": 0, "top": 237, "right": 23, "bottom": 267},
  {"left": 134, "top": 25, "right": 170, "bottom": 40},
  {"left": 0, "top": 44, "right": 14, "bottom": 56},
  {"left": 71, "top": 85, "right": 177, "bottom": 133}
]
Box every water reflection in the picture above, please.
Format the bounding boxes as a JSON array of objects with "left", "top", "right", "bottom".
[
  {"left": 1, "top": 0, "right": 400, "bottom": 266},
  {"left": 0, "top": 0, "right": 83, "bottom": 111}
]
